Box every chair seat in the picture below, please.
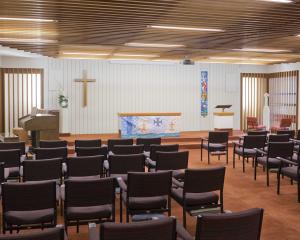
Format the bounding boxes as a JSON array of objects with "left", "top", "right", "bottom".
[
  {"left": 234, "top": 147, "right": 256, "bottom": 156},
  {"left": 257, "top": 157, "right": 281, "bottom": 168},
  {"left": 122, "top": 193, "right": 167, "bottom": 210},
  {"left": 202, "top": 143, "right": 225, "bottom": 150},
  {"left": 282, "top": 166, "right": 298, "bottom": 180},
  {"left": 68, "top": 175, "right": 101, "bottom": 180},
  {"left": 292, "top": 154, "right": 299, "bottom": 163},
  {"left": 145, "top": 158, "right": 156, "bottom": 167},
  {"left": 67, "top": 205, "right": 112, "bottom": 220},
  {"left": 5, "top": 208, "right": 55, "bottom": 225},
  {"left": 171, "top": 188, "right": 219, "bottom": 207}
]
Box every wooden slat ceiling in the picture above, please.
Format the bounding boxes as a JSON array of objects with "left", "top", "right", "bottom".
[{"left": 1, "top": 0, "right": 300, "bottom": 64}]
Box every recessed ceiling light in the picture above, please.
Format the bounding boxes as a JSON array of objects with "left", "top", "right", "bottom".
[
  {"left": 149, "top": 25, "right": 224, "bottom": 32},
  {"left": 233, "top": 48, "right": 291, "bottom": 53},
  {"left": 0, "top": 17, "right": 56, "bottom": 22},
  {"left": 125, "top": 42, "right": 185, "bottom": 48},
  {"left": 260, "top": 0, "right": 293, "bottom": 3},
  {"left": 0, "top": 38, "right": 57, "bottom": 44},
  {"left": 114, "top": 53, "right": 159, "bottom": 57},
  {"left": 62, "top": 52, "right": 109, "bottom": 56}
]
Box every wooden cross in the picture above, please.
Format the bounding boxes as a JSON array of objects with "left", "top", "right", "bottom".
[{"left": 74, "top": 70, "right": 96, "bottom": 107}]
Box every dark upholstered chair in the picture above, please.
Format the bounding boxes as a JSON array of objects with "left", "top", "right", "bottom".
[
  {"left": 152, "top": 151, "right": 189, "bottom": 179},
  {"left": 200, "top": 131, "right": 229, "bottom": 164},
  {"left": 64, "top": 178, "right": 115, "bottom": 233},
  {"left": 75, "top": 139, "right": 102, "bottom": 148},
  {"left": 2, "top": 181, "right": 57, "bottom": 233},
  {"left": 0, "top": 149, "right": 21, "bottom": 179},
  {"left": 277, "top": 155, "right": 300, "bottom": 202},
  {"left": 194, "top": 208, "right": 264, "bottom": 240},
  {"left": 76, "top": 147, "right": 108, "bottom": 158},
  {"left": 0, "top": 142, "right": 26, "bottom": 157},
  {"left": 40, "top": 140, "right": 68, "bottom": 148},
  {"left": 172, "top": 166, "right": 226, "bottom": 228},
  {"left": 268, "top": 134, "right": 290, "bottom": 143},
  {"left": 0, "top": 226, "right": 66, "bottom": 240},
  {"left": 276, "top": 130, "right": 295, "bottom": 139},
  {"left": 146, "top": 144, "right": 179, "bottom": 168},
  {"left": 247, "top": 131, "right": 268, "bottom": 136},
  {"left": 118, "top": 171, "right": 172, "bottom": 222},
  {"left": 136, "top": 137, "right": 162, "bottom": 152},
  {"left": 255, "top": 142, "right": 294, "bottom": 186},
  {"left": 66, "top": 155, "right": 105, "bottom": 179},
  {"left": 35, "top": 147, "right": 68, "bottom": 162},
  {"left": 107, "top": 139, "right": 133, "bottom": 152},
  {"left": 108, "top": 154, "right": 145, "bottom": 180},
  {"left": 233, "top": 135, "right": 266, "bottom": 172},
  {"left": 112, "top": 145, "right": 144, "bottom": 155}
]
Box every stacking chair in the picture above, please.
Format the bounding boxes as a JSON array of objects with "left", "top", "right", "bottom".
[
  {"left": 0, "top": 226, "right": 66, "bottom": 240},
  {"left": 0, "top": 142, "right": 26, "bottom": 161},
  {"left": 146, "top": 144, "right": 179, "bottom": 168},
  {"left": 108, "top": 154, "right": 145, "bottom": 180},
  {"left": 2, "top": 181, "right": 57, "bottom": 233},
  {"left": 35, "top": 147, "right": 68, "bottom": 162},
  {"left": 233, "top": 135, "right": 267, "bottom": 172},
  {"left": 276, "top": 130, "right": 295, "bottom": 139},
  {"left": 75, "top": 147, "right": 108, "bottom": 158},
  {"left": 193, "top": 208, "right": 264, "bottom": 240},
  {"left": 254, "top": 142, "right": 294, "bottom": 186},
  {"left": 247, "top": 131, "right": 268, "bottom": 136},
  {"left": 66, "top": 155, "right": 105, "bottom": 179},
  {"left": 171, "top": 166, "right": 226, "bottom": 228},
  {"left": 75, "top": 139, "right": 102, "bottom": 148},
  {"left": 200, "top": 131, "right": 229, "bottom": 164},
  {"left": 118, "top": 171, "right": 172, "bottom": 222},
  {"left": 40, "top": 140, "right": 68, "bottom": 148},
  {"left": 136, "top": 137, "right": 161, "bottom": 152},
  {"left": 152, "top": 151, "right": 189, "bottom": 179},
  {"left": 268, "top": 134, "right": 290, "bottom": 143},
  {"left": 107, "top": 139, "right": 133, "bottom": 152},
  {"left": 0, "top": 149, "right": 21, "bottom": 179},
  {"left": 64, "top": 178, "right": 115, "bottom": 233},
  {"left": 111, "top": 145, "right": 144, "bottom": 155}
]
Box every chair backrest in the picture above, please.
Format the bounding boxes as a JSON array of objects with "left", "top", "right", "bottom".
[
  {"left": 149, "top": 144, "right": 179, "bottom": 162},
  {"left": 276, "top": 130, "right": 295, "bottom": 139},
  {"left": 35, "top": 147, "right": 68, "bottom": 162},
  {"left": 156, "top": 151, "right": 189, "bottom": 171},
  {"left": 267, "top": 142, "right": 294, "bottom": 159},
  {"left": 184, "top": 167, "right": 226, "bottom": 193},
  {"left": 296, "top": 129, "right": 300, "bottom": 140},
  {"left": 0, "top": 149, "right": 21, "bottom": 168},
  {"left": 108, "top": 154, "right": 145, "bottom": 175},
  {"left": 247, "top": 117, "right": 259, "bottom": 128},
  {"left": 23, "top": 158, "right": 62, "bottom": 182},
  {"left": 247, "top": 131, "right": 268, "bottom": 136},
  {"left": 268, "top": 134, "right": 290, "bottom": 143},
  {"left": 127, "top": 171, "right": 172, "bottom": 198},
  {"left": 65, "top": 178, "right": 115, "bottom": 208},
  {"left": 112, "top": 145, "right": 144, "bottom": 155},
  {"left": 107, "top": 139, "right": 133, "bottom": 151},
  {"left": 75, "top": 146, "right": 108, "bottom": 158},
  {"left": 67, "top": 155, "right": 105, "bottom": 178},
  {"left": 0, "top": 162, "right": 5, "bottom": 184},
  {"left": 136, "top": 138, "right": 162, "bottom": 152},
  {"left": 0, "top": 226, "right": 65, "bottom": 240},
  {"left": 0, "top": 141, "right": 26, "bottom": 155},
  {"left": 243, "top": 136, "right": 266, "bottom": 149},
  {"left": 100, "top": 217, "right": 176, "bottom": 240},
  {"left": 195, "top": 208, "right": 264, "bottom": 240},
  {"left": 208, "top": 131, "right": 229, "bottom": 144},
  {"left": 280, "top": 118, "right": 292, "bottom": 128},
  {"left": 75, "top": 139, "right": 102, "bottom": 148},
  {"left": 39, "top": 140, "right": 68, "bottom": 148},
  {"left": 2, "top": 181, "right": 56, "bottom": 212}
]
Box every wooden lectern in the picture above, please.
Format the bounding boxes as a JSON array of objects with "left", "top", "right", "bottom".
[
  {"left": 213, "top": 105, "right": 234, "bottom": 135},
  {"left": 19, "top": 108, "right": 60, "bottom": 148}
]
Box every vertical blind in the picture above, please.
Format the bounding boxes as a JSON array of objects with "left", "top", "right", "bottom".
[{"left": 1, "top": 68, "right": 44, "bottom": 134}]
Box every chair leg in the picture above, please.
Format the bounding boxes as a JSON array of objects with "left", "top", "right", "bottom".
[
  {"left": 200, "top": 145, "right": 203, "bottom": 161},
  {"left": 298, "top": 181, "right": 300, "bottom": 203},
  {"left": 233, "top": 152, "right": 235, "bottom": 168},
  {"left": 266, "top": 167, "right": 270, "bottom": 187},
  {"left": 242, "top": 157, "right": 245, "bottom": 173},
  {"left": 183, "top": 208, "right": 186, "bottom": 228},
  {"left": 291, "top": 179, "right": 294, "bottom": 185},
  {"left": 208, "top": 151, "right": 210, "bottom": 164},
  {"left": 226, "top": 149, "right": 228, "bottom": 165},
  {"left": 120, "top": 195, "right": 123, "bottom": 223},
  {"left": 126, "top": 208, "right": 129, "bottom": 223},
  {"left": 277, "top": 172, "right": 281, "bottom": 195},
  {"left": 254, "top": 159, "right": 257, "bottom": 180},
  {"left": 218, "top": 155, "right": 220, "bottom": 160}
]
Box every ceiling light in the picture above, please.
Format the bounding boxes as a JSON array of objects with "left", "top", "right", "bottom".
[
  {"left": 260, "top": 0, "right": 293, "bottom": 3},
  {"left": 62, "top": 52, "right": 109, "bottom": 56},
  {"left": 125, "top": 42, "right": 184, "bottom": 48},
  {"left": 0, "top": 38, "right": 57, "bottom": 44},
  {"left": 233, "top": 48, "right": 291, "bottom": 53},
  {"left": 0, "top": 17, "right": 56, "bottom": 22},
  {"left": 149, "top": 25, "right": 224, "bottom": 32},
  {"left": 114, "top": 53, "right": 159, "bottom": 57},
  {"left": 209, "top": 57, "right": 286, "bottom": 62}
]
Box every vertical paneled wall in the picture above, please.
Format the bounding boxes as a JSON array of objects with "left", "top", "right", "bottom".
[{"left": 1, "top": 57, "right": 266, "bottom": 134}]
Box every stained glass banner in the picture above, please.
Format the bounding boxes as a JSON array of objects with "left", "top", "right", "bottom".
[{"left": 201, "top": 71, "right": 208, "bottom": 117}]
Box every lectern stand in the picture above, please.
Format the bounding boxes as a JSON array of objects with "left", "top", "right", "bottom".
[{"left": 213, "top": 105, "right": 234, "bottom": 135}]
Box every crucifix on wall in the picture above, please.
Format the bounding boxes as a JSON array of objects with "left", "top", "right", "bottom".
[{"left": 74, "top": 70, "right": 96, "bottom": 107}]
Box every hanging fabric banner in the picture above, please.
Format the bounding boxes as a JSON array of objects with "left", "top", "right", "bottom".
[{"left": 201, "top": 71, "right": 208, "bottom": 117}]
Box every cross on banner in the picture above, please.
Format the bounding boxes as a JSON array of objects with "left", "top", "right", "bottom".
[{"left": 74, "top": 70, "right": 96, "bottom": 107}]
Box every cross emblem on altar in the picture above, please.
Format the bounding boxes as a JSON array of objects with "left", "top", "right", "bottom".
[
  {"left": 153, "top": 118, "right": 163, "bottom": 127},
  {"left": 74, "top": 70, "right": 96, "bottom": 107}
]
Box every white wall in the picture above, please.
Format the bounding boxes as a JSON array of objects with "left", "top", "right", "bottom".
[{"left": 1, "top": 56, "right": 267, "bottom": 134}]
